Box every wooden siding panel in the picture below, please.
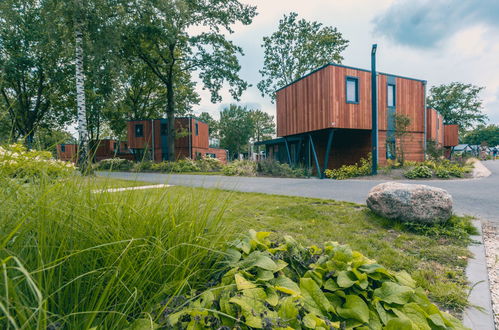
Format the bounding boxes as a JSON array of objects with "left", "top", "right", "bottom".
[{"left": 444, "top": 125, "right": 459, "bottom": 147}]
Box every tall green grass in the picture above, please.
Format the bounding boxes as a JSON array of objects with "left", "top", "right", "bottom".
[{"left": 0, "top": 176, "right": 231, "bottom": 329}]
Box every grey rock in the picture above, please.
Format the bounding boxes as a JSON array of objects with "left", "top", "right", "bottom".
[{"left": 366, "top": 182, "right": 453, "bottom": 223}]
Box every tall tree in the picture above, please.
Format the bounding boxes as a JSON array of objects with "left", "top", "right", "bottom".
[
  {"left": 198, "top": 112, "right": 218, "bottom": 137},
  {"left": 463, "top": 125, "right": 499, "bottom": 147},
  {"left": 219, "top": 104, "right": 254, "bottom": 159},
  {"left": 258, "top": 12, "right": 349, "bottom": 100},
  {"left": 249, "top": 109, "right": 275, "bottom": 143},
  {"left": 123, "top": 0, "right": 257, "bottom": 160},
  {"left": 427, "top": 82, "right": 487, "bottom": 133},
  {"left": 0, "top": 0, "right": 73, "bottom": 145}
]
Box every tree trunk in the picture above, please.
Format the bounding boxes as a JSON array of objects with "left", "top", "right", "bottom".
[
  {"left": 166, "top": 80, "right": 175, "bottom": 161},
  {"left": 75, "top": 25, "right": 89, "bottom": 171}
]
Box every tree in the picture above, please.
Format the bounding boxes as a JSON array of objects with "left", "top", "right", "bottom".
[
  {"left": 394, "top": 113, "right": 411, "bottom": 165},
  {"left": 198, "top": 112, "right": 218, "bottom": 137},
  {"left": 258, "top": 12, "right": 349, "bottom": 100},
  {"left": 219, "top": 104, "right": 254, "bottom": 159},
  {"left": 463, "top": 125, "right": 499, "bottom": 147},
  {"left": 427, "top": 82, "right": 487, "bottom": 133},
  {"left": 123, "top": 0, "right": 257, "bottom": 161},
  {"left": 0, "top": 0, "right": 73, "bottom": 146},
  {"left": 249, "top": 109, "right": 275, "bottom": 144}
]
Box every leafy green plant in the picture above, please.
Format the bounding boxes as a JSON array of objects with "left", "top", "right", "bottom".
[
  {"left": 96, "top": 158, "right": 134, "bottom": 171},
  {"left": 257, "top": 159, "right": 310, "bottom": 178},
  {"left": 223, "top": 160, "right": 257, "bottom": 176},
  {"left": 195, "top": 157, "right": 224, "bottom": 172},
  {"left": 132, "top": 160, "right": 154, "bottom": 172},
  {"left": 164, "top": 230, "right": 466, "bottom": 329},
  {"left": 404, "top": 165, "right": 433, "bottom": 179},
  {"left": 325, "top": 154, "right": 371, "bottom": 180},
  {"left": 0, "top": 144, "right": 75, "bottom": 181}
]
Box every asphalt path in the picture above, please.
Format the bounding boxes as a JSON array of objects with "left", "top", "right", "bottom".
[{"left": 98, "top": 160, "right": 499, "bottom": 224}]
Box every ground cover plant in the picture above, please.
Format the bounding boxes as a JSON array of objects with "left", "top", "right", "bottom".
[
  {"left": 325, "top": 154, "right": 371, "bottom": 180},
  {"left": 0, "top": 176, "right": 231, "bottom": 329},
  {"left": 165, "top": 230, "right": 466, "bottom": 329},
  {"left": 256, "top": 159, "right": 311, "bottom": 178},
  {"left": 404, "top": 160, "right": 473, "bottom": 179}
]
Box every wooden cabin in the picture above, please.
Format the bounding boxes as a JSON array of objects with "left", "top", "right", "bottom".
[
  {"left": 426, "top": 108, "right": 444, "bottom": 146},
  {"left": 57, "top": 140, "right": 132, "bottom": 163},
  {"left": 127, "top": 117, "right": 228, "bottom": 163},
  {"left": 258, "top": 62, "right": 458, "bottom": 176},
  {"left": 57, "top": 144, "right": 78, "bottom": 162}
]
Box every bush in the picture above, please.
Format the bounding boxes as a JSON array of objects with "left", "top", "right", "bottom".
[
  {"left": 223, "top": 160, "right": 257, "bottom": 176},
  {"left": 96, "top": 158, "right": 134, "bottom": 171},
  {"left": 132, "top": 160, "right": 154, "bottom": 172},
  {"left": 435, "top": 166, "right": 452, "bottom": 178},
  {"left": 404, "top": 165, "right": 433, "bottom": 179},
  {"left": 0, "top": 144, "right": 75, "bottom": 181},
  {"left": 151, "top": 159, "right": 201, "bottom": 173},
  {"left": 325, "top": 154, "right": 371, "bottom": 179},
  {"left": 164, "top": 230, "right": 465, "bottom": 329},
  {"left": 195, "top": 157, "right": 224, "bottom": 172},
  {"left": 257, "top": 159, "right": 310, "bottom": 178}
]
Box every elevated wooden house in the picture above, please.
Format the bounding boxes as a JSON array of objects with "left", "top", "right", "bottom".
[
  {"left": 257, "top": 63, "right": 459, "bottom": 176},
  {"left": 127, "top": 117, "right": 228, "bottom": 163},
  {"left": 57, "top": 140, "right": 132, "bottom": 163}
]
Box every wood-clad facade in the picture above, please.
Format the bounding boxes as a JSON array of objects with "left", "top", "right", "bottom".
[
  {"left": 56, "top": 140, "right": 132, "bottom": 163},
  {"left": 444, "top": 125, "right": 459, "bottom": 147},
  {"left": 127, "top": 117, "right": 228, "bottom": 163},
  {"left": 426, "top": 108, "right": 444, "bottom": 146}
]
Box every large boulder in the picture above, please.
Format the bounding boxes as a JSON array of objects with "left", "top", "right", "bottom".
[{"left": 366, "top": 182, "right": 453, "bottom": 224}]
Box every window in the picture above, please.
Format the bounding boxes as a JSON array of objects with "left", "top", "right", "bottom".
[
  {"left": 135, "top": 124, "right": 144, "bottom": 137},
  {"left": 387, "top": 83, "right": 396, "bottom": 107},
  {"left": 206, "top": 153, "right": 216, "bottom": 158},
  {"left": 160, "top": 123, "right": 167, "bottom": 136},
  {"left": 61, "top": 144, "right": 66, "bottom": 152},
  {"left": 195, "top": 121, "right": 199, "bottom": 136},
  {"left": 346, "top": 77, "right": 359, "bottom": 103}
]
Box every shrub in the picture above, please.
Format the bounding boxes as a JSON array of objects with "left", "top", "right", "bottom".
[
  {"left": 0, "top": 144, "right": 75, "bottom": 180},
  {"left": 195, "top": 157, "right": 223, "bottom": 172},
  {"left": 404, "top": 165, "right": 433, "bottom": 179},
  {"left": 132, "top": 160, "right": 154, "bottom": 172},
  {"left": 223, "top": 160, "right": 257, "bottom": 176},
  {"left": 150, "top": 159, "right": 201, "bottom": 173},
  {"left": 96, "top": 158, "right": 134, "bottom": 171},
  {"left": 325, "top": 154, "right": 371, "bottom": 180},
  {"left": 257, "top": 159, "right": 310, "bottom": 178},
  {"left": 435, "top": 166, "right": 452, "bottom": 178},
  {"left": 164, "top": 230, "right": 465, "bottom": 329}
]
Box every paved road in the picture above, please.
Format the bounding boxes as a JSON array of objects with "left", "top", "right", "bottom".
[{"left": 98, "top": 160, "right": 499, "bottom": 224}]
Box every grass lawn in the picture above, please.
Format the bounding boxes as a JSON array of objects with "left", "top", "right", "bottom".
[{"left": 92, "top": 177, "right": 473, "bottom": 315}]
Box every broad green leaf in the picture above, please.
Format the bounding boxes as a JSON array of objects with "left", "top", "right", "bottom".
[
  {"left": 401, "top": 303, "right": 431, "bottom": 330},
  {"left": 265, "top": 287, "right": 279, "bottom": 306},
  {"left": 273, "top": 276, "right": 301, "bottom": 296},
  {"left": 278, "top": 296, "right": 300, "bottom": 327},
  {"left": 374, "top": 282, "right": 414, "bottom": 305},
  {"left": 323, "top": 278, "right": 340, "bottom": 292},
  {"left": 300, "top": 278, "right": 334, "bottom": 316},
  {"left": 235, "top": 273, "right": 257, "bottom": 290},
  {"left": 375, "top": 300, "right": 388, "bottom": 325},
  {"left": 225, "top": 248, "right": 242, "bottom": 264},
  {"left": 337, "top": 271, "right": 357, "bottom": 288},
  {"left": 336, "top": 295, "right": 369, "bottom": 323},
  {"left": 333, "top": 245, "right": 353, "bottom": 263},
  {"left": 256, "top": 269, "right": 274, "bottom": 281},
  {"left": 385, "top": 318, "right": 414, "bottom": 330},
  {"left": 395, "top": 271, "right": 417, "bottom": 288},
  {"left": 428, "top": 313, "right": 446, "bottom": 328}
]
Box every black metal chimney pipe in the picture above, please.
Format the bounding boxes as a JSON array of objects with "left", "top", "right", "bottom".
[{"left": 371, "top": 44, "right": 378, "bottom": 175}]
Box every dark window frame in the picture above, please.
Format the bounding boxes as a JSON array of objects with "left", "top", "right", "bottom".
[
  {"left": 346, "top": 76, "right": 359, "bottom": 104},
  {"left": 61, "top": 144, "right": 66, "bottom": 153},
  {"left": 135, "top": 124, "right": 144, "bottom": 137},
  {"left": 195, "top": 121, "right": 199, "bottom": 136},
  {"left": 387, "top": 83, "right": 396, "bottom": 108},
  {"left": 160, "top": 123, "right": 167, "bottom": 136}
]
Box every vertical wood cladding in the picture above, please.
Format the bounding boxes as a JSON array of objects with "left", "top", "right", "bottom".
[
  {"left": 444, "top": 125, "right": 459, "bottom": 147},
  {"left": 276, "top": 64, "right": 426, "bottom": 136},
  {"left": 57, "top": 144, "right": 78, "bottom": 162},
  {"left": 426, "top": 108, "right": 445, "bottom": 146}
]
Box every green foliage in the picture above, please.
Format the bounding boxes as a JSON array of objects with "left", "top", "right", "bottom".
[
  {"left": 96, "top": 158, "right": 134, "bottom": 171},
  {"left": 198, "top": 112, "right": 219, "bottom": 137},
  {"left": 132, "top": 160, "right": 154, "bottom": 172},
  {"left": 427, "top": 82, "right": 487, "bottom": 132},
  {"left": 463, "top": 124, "right": 499, "bottom": 147},
  {"left": 250, "top": 109, "right": 276, "bottom": 143},
  {"left": 165, "top": 230, "right": 466, "bottom": 329},
  {"left": 0, "top": 144, "right": 75, "bottom": 180},
  {"left": 151, "top": 159, "right": 200, "bottom": 173},
  {"left": 223, "top": 160, "right": 257, "bottom": 176},
  {"left": 325, "top": 154, "right": 371, "bottom": 179},
  {"left": 0, "top": 177, "right": 229, "bottom": 329},
  {"left": 257, "top": 159, "right": 310, "bottom": 178},
  {"left": 404, "top": 165, "right": 433, "bottom": 179},
  {"left": 219, "top": 104, "right": 255, "bottom": 158},
  {"left": 394, "top": 113, "right": 411, "bottom": 165},
  {"left": 258, "top": 12, "right": 349, "bottom": 100},
  {"left": 195, "top": 157, "right": 224, "bottom": 172},
  {"left": 426, "top": 139, "right": 444, "bottom": 161},
  {"left": 400, "top": 216, "right": 478, "bottom": 241}
]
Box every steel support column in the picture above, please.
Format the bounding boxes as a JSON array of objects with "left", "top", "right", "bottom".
[
  {"left": 308, "top": 134, "right": 321, "bottom": 178},
  {"left": 284, "top": 137, "right": 292, "bottom": 165},
  {"left": 322, "top": 129, "right": 335, "bottom": 178}
]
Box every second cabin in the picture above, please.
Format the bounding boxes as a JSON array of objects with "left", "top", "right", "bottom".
[{"left": 258, "top": 63, "right": 459, "bottom": 174}]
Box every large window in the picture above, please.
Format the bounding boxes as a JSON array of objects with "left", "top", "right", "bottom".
[
  {"left": 387, "top": 83, "right": 396, "bottom": 107},
  {"left": 346, "top": 77, "right": 359, "bottom": 103},
  {"left": 135, "top": 124, "right": 144, "bottom": 137},
  {"left": 160, "top": 123, "right": 167, "bottom": 136}
]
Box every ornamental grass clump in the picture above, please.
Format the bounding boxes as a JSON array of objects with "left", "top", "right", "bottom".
[
  {"left": 163, "top": 230, "right": 466, "bottom": 329},
  {"left": 0, "top": 143, "right": 75, "bottom": 180}
]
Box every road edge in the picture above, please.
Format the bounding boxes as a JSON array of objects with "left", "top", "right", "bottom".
[{"left": 463, "top": 220, "right": 495, "bottom": 330}]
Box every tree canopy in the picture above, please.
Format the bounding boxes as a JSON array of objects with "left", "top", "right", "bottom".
[
  {"left": 427, "top": 82, "right": 487, "bottom": 132},
  {"left": 258, "top": 12, "right": 349, "bottom": 100},
  {"left": 463, "top": 125, "right": 499, "bottom": 147},
  {"left": 219, "top": 104, "right": 254, "bottom": 158}
]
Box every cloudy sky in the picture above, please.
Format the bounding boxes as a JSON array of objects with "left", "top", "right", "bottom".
[{"left": 193, "top": 0, "right": 499, "bottom": 124}]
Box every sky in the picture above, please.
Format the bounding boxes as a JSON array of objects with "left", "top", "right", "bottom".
[{"left": 192, "top": 0, "right": 499, "bottom": 125}]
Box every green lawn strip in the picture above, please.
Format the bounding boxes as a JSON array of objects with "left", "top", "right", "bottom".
[
  {"left": 121, "top": 184, "right": 471, "bottom": 316},
  {"left": 83, "top": 176, "right": 157, "bottom": 188}
]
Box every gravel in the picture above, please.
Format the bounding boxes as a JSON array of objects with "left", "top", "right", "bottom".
[{"left": 483, "top": 222, "right": 499, "bottom": 328}]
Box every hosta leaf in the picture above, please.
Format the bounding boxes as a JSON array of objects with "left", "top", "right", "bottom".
[
  {"left": 300, "top": 278, "right": 334, "bottom": 316},
  {"left": 256, "top": 269, "right": 274, "bottom": 282},
  {"left": 385, "top": 318, "right": 414, "bottom": 330},
  {"left": 333, "top": 245, "right": 353, "bottom": 263},
  {"left": 225, "top": 248, "right": 242, "bottom": 264},
  {"left": 323, "top": 278, "right": 340, "bottom": 292},
  {"left": 235, "top": 273, "right": 257, "bottom": 290},
  {"left": 428, "top": 313, "right": 446, "bottom": 328},
  {"left": 278, "top": 296, "right": 300, "bottom": 327},
  {"left": 395, "top": 271, "right": 417, "bottom": 288},
  {"left": 358, "top": 263, "right": 388, "bottom": 274},
  {"left": 374, "top": 282, "right": 414, "bottom": 305},
  {"left": 401, "top": 303, "right": 431, "bottom": 330},
  {"left": 273, "top": 276, "right": 301, "bottom": 296},
  {"left": 265, "top": 287, "right": 279, "bottom": 306},
  {"left": 336, "top": 295, "right": 369, "bottom": 323},
  {"left": 337, "top": 271, "right": 357, "bottom": 288},
  {"left": 375, "top": 300, "right": 388, "bottom": 325}
]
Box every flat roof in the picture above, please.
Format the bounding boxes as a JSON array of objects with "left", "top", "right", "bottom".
[{"left": 276, "top": 62, "right": 427, "bottom": 93}]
